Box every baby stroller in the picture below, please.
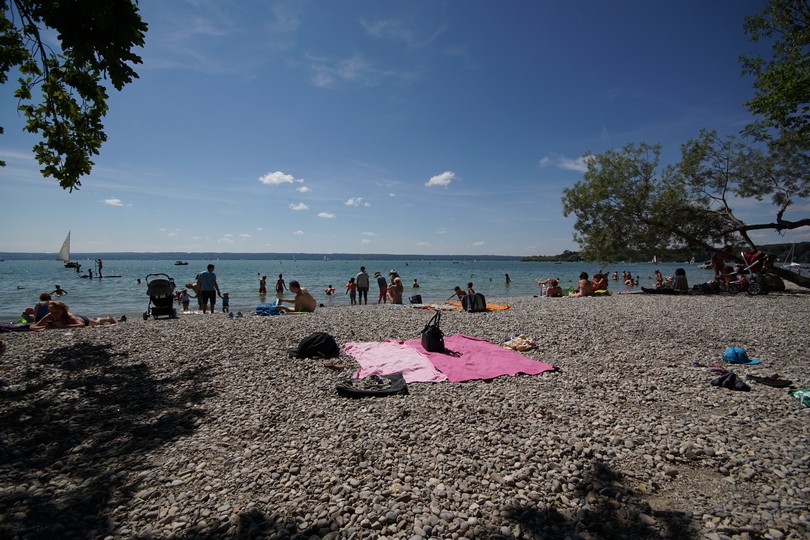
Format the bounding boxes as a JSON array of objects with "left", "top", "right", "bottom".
[
  {"left": 143, "top": 273, "right": 178, "bottom": 319},
  {"left": 728, "top": 251, "right": 770, "bottom": 295}
]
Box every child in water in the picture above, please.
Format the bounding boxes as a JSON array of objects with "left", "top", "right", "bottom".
[
  {"left": 346, "top": 278, "right": 357, "bottom": 305},
  {"left": 180, "top": 288, "right": 195, "bottom": 312},
  {"left": 221, "top": 292, "right": 230, "bottom": 313}
]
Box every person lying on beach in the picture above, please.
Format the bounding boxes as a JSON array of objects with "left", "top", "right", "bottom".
[
  {"left": 277, "top": 281, "right": 316, "bottom": 313},
  {"left": 31, "top": 301, "right": 116, "bottom": 331}
]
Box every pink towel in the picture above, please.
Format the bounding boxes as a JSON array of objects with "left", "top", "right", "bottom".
[
  {"left": 344, "top": 340, "right": 448, "bottom": 383},
  {"left": 404, "top": 334, "right": 555, "bottom": 382}
]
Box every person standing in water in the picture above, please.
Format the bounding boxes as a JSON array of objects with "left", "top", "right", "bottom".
[
  {"left": 355, "top": 266, "right": 370, "bottom": 305},
  {"left": 375, "top": 272, "right": 387, "bottom": 304},
  {"left": 275, "top": 274, "right": 286, "bottom": 295}
]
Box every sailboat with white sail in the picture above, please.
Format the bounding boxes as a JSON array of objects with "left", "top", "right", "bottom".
[
  {"left": 57, "top": 231, "right": 81, "bottom": 268},
  {"left": 782, "top": 243, "right": 800, "bottom": 270}
]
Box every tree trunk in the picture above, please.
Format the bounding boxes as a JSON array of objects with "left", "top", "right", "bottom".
[{"left": 767, "top": 266, "right": 810, "bottom": 289}]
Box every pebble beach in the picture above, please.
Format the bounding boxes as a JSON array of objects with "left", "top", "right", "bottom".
[{"left": 0, "top": 292, "right": 808, "bottom": 540}]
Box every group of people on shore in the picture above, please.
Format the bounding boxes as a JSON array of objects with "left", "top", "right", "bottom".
[
  {"left": 183, "top": 265, "right": 317, "bottom": 314},
  {"left": 536, "top": 272, "right": 608, "bottom": 297},
  {"left": 181, "top": 264, "right": 228, "bottom": 314},
  {"left": 337, "top": 267, "right": 407, "bottom": 305}
]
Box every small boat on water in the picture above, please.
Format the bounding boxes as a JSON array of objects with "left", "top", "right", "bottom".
[
  {"left": 698, "top": 261, "right": 712, "bottom": 269},
  {"left": 57, "top": 231, "right": 81, "bottom": 268},
  {"left": 174, "top": 260, "right": 189, "bottom": 266},
  {"left": 781, "top": 243, "right": 796, "bottom": 269}
]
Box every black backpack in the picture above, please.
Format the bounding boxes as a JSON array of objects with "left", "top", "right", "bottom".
[
  {"left": 462, "top": 293, "right": 487, "bottom": 312},
  {"left": 289, "top": 332, "right": 340, "bottom": 359}
]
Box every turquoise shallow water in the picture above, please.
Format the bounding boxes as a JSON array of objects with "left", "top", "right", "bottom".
[{"left": 0, "top": 258, "right": 716, "bottom": 320}]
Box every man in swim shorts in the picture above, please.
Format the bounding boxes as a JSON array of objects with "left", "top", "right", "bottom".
[
  {"left": 355, "top": 266, "right": 370, "bottom": 305},
  {"left": 198, "top": 264, "right": 222, "bottom": 314},
  {"left": 277, "top": 280, "right": 316, "bottom": 313}
]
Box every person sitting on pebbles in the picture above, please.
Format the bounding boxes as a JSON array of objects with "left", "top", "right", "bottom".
[
  {"left": 31, "top": 301, "right": 117, "bottom": 331},
  {"left": 575, "top": 272, "right": 594, "bottom": 297},
  {"left": 545, "top": 279, "right": 563, "bottom": 297},
  {"left": 277, "top": 280, "right": 316, "bottom": 313}
]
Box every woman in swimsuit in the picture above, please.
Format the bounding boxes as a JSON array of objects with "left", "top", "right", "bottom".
[
  {"left": 275, "top": 274, "right": 286, "bottom": 295},
  {"left": 31, "top": 301, "right": 116, "bottom": 331}
]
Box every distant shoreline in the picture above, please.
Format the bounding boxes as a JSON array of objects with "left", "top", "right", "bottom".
[{"left": 0, "top": 252, "right": 523, "bottom": 261}]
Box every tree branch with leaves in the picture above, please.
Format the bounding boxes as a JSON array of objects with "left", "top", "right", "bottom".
[{"left": 1, "top": 0, "right": 147, "bottom": 190}]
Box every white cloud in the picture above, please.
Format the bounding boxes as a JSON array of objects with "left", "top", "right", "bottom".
[
  {"left": 289, "top": 202, "right": 309, "bottom": 211},
  {"left": 361, "top": 231, "right": 377, "bottom": 236},
  {"left": 308, "top": 53, "right": 372, "bottom": 87},
  {"left": 426, "top": 171, "right": 456, "bottom": 187},
  {"left": 416, "top": 241, "right": 431, "bottom": 246},
  {"left": 559, "top": 156, "right": 589, "bottom": 172},
  {"left": 259, "top": 171, "right": 304, "bottom": 185},
  {"left": 318, "top": 212, "right": 335, "bottom": 218},
  {"left": 360, "top": 18, "right": 444, "bottom": 48},
  {"left": 293, "top": 230, "right": 304, "bottom": 235},
  {"left": 218, "top": 237, "right": 235, "bottom": 244},
  {"left": 256, "top": 227, "right": 264, "bottom": 231},
  {"left": 540, "top": 154, "right": 590, "bottom": 173},
  {"left": 167, "top": 232, "right": 178, "bottom": 237},
  {"left": 345, "top": 197, "right": 371, "bottom": 207},
  {"left": 361, "top": 238, "right": 372, "bottom": 244},
  {"left": 389, "top": 192, "right": 396, "bottom": 197},
  {"left": 297, "top": 186, "right": 311, "bottom": 193},
  {"left": 307, "top": 53, "right": 416, "bottom": 88},
  {"left": 473, "top": 241, "right": 485, "bottom": 247},
  {"left": 104, "top": 198, "right": 124, "bottom": 207},
  {"left": 239, "top": 233, "right": 252, "bottom": 238},
  {"left": 436, "top": 227, "right": 447, "bottom": 235}
]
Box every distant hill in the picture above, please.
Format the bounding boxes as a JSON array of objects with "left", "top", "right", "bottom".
[{"left": 0, "top": 252, "right": 520, "bottom": 262}]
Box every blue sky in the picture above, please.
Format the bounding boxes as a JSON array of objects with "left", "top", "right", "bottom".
[{"left": 2, "top": 0, "right": 804, "bottom": 255}]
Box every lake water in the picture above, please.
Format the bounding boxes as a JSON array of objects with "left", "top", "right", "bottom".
[{"left": 0, "top": 258, "right": 716, "bottom": 320}]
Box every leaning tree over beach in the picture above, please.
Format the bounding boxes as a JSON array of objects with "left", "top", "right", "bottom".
[
  {"left": 561, "top": 0, "right": 810, "bottom": 289},
  {"left": 0, "top": 0, "right": 147, "bottom": 191},
  {"left": 561, "top": 133, "right": 810, "bottom": 288}
]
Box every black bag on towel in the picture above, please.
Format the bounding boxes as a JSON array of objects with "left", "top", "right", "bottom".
[{"left": 421, "top": 311, "right": 445, "bottom": 353}]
